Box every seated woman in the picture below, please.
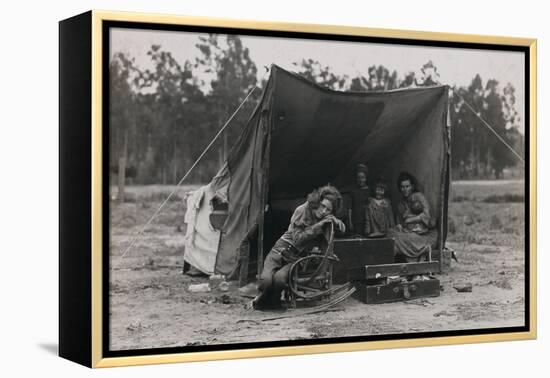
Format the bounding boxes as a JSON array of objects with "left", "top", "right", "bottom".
[
  {"left": 389, "top": 172, "right": 437, "bottom": 262},
  {"left": 252, "top": 185, "right": 346, "bottom": 310}
]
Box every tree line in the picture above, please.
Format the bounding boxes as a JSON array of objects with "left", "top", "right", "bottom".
[{"left": 110, "top": 34, "right": 524, "bottom": 192}]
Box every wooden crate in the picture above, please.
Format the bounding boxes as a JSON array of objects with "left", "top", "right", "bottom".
[
  {"left": 332, "top": 238, "right": 394, "bottom": 284},
  {"left": 348, "top": 261, "right": 440, "bottom": 281},
  {"left": 431, "top": 248, "right": 453, "bottom": 272},
  {"left": 354, "top": 278, "right": 440, "bottom": 304}
]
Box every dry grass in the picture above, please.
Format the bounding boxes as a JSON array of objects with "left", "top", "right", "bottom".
[
  {"left": 447, "top": 180, "right": 525, "bottom": 249},
  {"left": 450, "top": 180, "right": 524, "bottom": 202},
  {"left": 108, "top": 180, "right": 527, "bottom": 351}
]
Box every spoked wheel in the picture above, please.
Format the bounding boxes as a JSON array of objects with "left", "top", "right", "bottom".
[
  {"left": 288, "top": 254, "right": 337, "bottom": 301},
  {"left": 286, "top": 222, "right": 351, "bottom": 308}
]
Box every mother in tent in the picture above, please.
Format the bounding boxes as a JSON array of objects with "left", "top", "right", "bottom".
[
  {"left": 251, "top": 185, "right": 346, "bottom": 310},
  {"left": 389, "top": 171, "right": 438, "bottom": 262}
]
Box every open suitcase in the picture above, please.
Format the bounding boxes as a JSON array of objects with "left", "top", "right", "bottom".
[{"left": 333, "top": 238, "right": 442, "bottom": 304}]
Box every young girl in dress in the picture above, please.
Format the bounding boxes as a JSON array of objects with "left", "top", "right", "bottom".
[{"left": 365, "top": 180, "right": 395, "bottom": 237}]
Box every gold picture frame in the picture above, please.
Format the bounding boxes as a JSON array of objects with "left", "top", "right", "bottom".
[{"left": 59, "top": 10, "right": 537, "bottom": 368}]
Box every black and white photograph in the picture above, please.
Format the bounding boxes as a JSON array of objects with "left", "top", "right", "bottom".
[
  {"left": 6, "top": 0, "right": 550, "bottom": 375},
  {"left": 106, "top": 22, "right": 529, "bottom": 353}
]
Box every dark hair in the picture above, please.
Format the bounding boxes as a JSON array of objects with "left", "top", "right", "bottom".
[
  {"left": 356, "top": 163, "right": 368, "bottom": 175},
  {"left": 396, "top": 171, "right": 419, "bottom": 193},
  {"left": 374, "top": 179, "right": 388, "bottom": 193},
  {"left": 307, "top": 185, "right": 343, "bottom": 214}
]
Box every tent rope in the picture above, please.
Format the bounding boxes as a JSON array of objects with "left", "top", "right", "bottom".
[
  {"left": 117, "top": 71, "right": 523, "bottom": 266},
  {"left": 116, "top": 83, "right": 262, "bottom": 264},
  {"left": 451, "top": 89, "right": 525, "bottom": 164}
]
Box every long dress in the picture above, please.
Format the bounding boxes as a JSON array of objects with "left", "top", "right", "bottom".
[
  {"left": 365, "top": 197, "right": 395, "bottom": 237},
  {"left": 388, "top": 192, "right": 438, "bottom": 261}
]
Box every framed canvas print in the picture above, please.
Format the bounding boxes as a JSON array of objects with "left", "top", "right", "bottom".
[{"left": 59, "top": 10, "right": 537, "bottom": 368}]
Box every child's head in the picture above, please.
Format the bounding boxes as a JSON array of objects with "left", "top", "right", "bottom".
[
  {"left": 356, "top": 163, "right": 368, "bottom": 188},
  {"left": 374, "top": 181, "right": 388, "bottom": 199},
  {"left": 410, "top": 200, "right": 424, "bottom": 215}
]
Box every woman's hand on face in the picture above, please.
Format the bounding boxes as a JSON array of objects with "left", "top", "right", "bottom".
[{"left": 396, "top": 224, "right": 404, "bottom": 232}]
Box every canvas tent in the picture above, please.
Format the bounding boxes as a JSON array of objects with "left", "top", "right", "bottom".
[{"left": 183, "top": 65, "right": 451, "bottom": 276}]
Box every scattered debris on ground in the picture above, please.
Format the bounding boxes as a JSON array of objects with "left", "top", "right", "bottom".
[
  {"left": 109, "top": 182, "right": 526, "bottom": 351},
  {"left": 453, "top": 283, "right": 473, "bottom": 292}
]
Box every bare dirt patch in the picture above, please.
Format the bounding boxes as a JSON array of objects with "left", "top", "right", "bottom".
[{"left": 109, "top": 181, "right": 526, "bottom": 351}]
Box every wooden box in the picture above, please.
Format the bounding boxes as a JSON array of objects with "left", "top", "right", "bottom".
[
  {"left": 355, "top": 278, "right": 440, "bottom": 304},
  {"left": 348, "top": 261, "right": 440, "bottom": 281},
  {"left": 350, "top": 261, "right": 441, "bottom": 303},
  {"left": 332, "top": 238, "right": 395, "bottom": 284},
  {"left": 432, "top": 249, "right": 453, "bottom": 272}
]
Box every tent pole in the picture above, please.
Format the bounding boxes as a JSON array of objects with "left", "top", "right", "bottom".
[
  {"left": 439, "top": 91, "right": 451, "bottom": 273},
  {"left": 439, "top": 168, "right": 446, "bottom": 273},
  {"left": 258, "top": 204, "right": 265, "bottom": 278},
  {"left": 257, "top": 110, "right": 273, "bottom": 278}
]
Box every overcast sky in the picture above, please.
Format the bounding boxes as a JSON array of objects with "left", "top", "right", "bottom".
[{"left": 110, "top": 28, "right": 525, "bottom": 133}]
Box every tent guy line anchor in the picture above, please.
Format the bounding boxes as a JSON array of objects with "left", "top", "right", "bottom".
[{"left": 116, "top": 80, "right": 265, "bottom": 266}]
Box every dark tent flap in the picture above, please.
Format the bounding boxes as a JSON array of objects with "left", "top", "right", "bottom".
[
  {"left": 377, "top": 92, "right": 450, "bottom": 246},
  {"left": 270, "top": 68, "right": 447, "bottom": 197},
  {"left": 214, "top": 65, "right": 450, "bottom": 275},
  {"left": 269, "top": 91, "right": 385, "bottom": 196},
  {"left": 215, "top": 84, "right": 274, "bottom": 275}
]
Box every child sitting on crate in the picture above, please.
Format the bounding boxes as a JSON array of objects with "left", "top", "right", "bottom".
[{"left": 364, "top": 180, "right": 395, "bottom": 237}]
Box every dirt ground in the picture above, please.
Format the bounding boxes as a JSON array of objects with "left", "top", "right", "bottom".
[{"left": 108, "top": 181, "right": 525, "bottom": 351}]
